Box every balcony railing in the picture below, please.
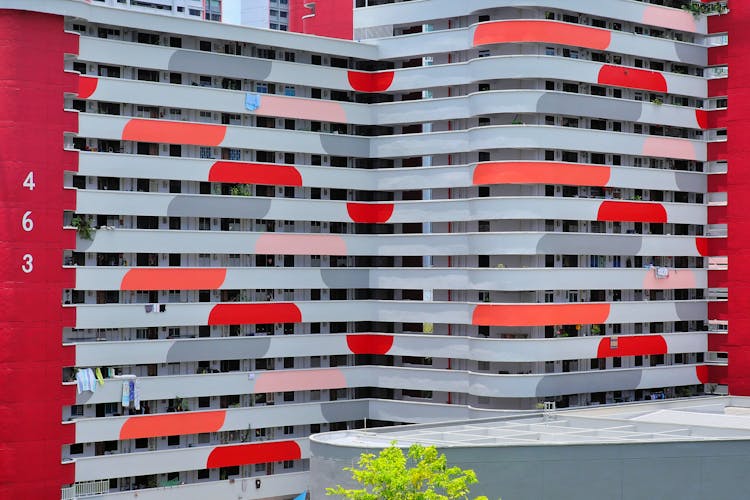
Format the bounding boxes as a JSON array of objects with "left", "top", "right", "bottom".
[{"left": 61, "top": 480, "right": 109, "bottom": 499}]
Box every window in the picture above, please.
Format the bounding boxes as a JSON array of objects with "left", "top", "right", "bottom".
[
  {"left": 257, "top": 48, "right": 276, "bottom": 60},
  {"left": 137, "top": 32, "right": 160, "bottom": 45},
  {"left": 137, "top": 69, "right": 159, "bottom": 82}
]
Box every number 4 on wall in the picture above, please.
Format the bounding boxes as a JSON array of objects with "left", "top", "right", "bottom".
[{"left": 22, "top": 171, "right": 35, "bottom": 191}]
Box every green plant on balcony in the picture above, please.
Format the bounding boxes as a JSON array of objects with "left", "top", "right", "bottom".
[
  {"left": 681, "top": 2, "right": 727, "bottom": 17},
  {"left": 591, "top": 324, "right": 601, "bottom": 335},
  {"left": 651, "top": 97, "right": 663, "bottom": 106},
  {"left": 230, "top": 183, "right": 252, "bottom": 196},
  {"left": 71, "top": 215, "right": 95, "bottom": 240}
]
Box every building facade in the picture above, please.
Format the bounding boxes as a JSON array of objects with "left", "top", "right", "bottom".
[{"left": 0, "top": 0, "right": 738, "bottom": 498}]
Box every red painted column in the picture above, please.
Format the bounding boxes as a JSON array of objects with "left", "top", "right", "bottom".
[
  {"left": 0, "top": 10, "right": 78, "bottom": 497},
  {"left": 725, "top": 3, "right": 750, "bottom": 395}
]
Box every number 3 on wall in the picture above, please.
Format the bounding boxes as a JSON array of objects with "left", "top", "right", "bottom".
[
  {"left": 21, "top": 254, "right": 33, "bottom": 273},
  {"left": 22, "top": 211, "right": 33, "bottom": 231}
]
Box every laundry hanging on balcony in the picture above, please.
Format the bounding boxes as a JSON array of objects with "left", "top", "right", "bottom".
[
  {"left": 245, "top": 93, "right": 261, "bottom": 111},
  {"left": 76, "top": 368, "right": 97, "bottom": 394},
  {"left": 655, "top": 266, "right": 670, "bottom": 279}
]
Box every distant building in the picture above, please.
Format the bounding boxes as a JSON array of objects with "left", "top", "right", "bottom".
[
  {"left": 239, "top": 0, "right": 289, "bottom": 30},
  {"left": 83, "top": 0, "right": 223, "bottom": 21}
]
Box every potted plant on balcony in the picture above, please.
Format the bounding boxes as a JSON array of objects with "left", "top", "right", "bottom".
[
  {"left": 591, "top": 324, "right": 601, "bottom": 335},
  {"left": 71, "top": 215, "right": 95, "bottom": 240}
]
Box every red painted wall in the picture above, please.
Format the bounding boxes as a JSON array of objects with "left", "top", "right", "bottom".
[
  {"left": 0, "top": 10, "right": 78, "bottom": 497},
  {"left": 289, "top": 0, "right": 353, "bottom": 40},
  {"left": 724, "top": 3, "right": 750, "bottom": 395}
]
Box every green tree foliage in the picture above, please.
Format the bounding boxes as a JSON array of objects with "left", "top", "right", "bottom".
[{"left": 326, "top": 442, "right": 491, "bottom": 500}]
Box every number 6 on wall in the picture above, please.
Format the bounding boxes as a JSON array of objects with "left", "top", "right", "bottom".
[
  {"left": 21, "top": 254, "right": 33, "bottom": 273},
  {"left": 22, "top": 211, "right": 33, "bottom": 231}
]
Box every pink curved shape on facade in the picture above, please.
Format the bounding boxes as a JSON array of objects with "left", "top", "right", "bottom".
[
  {"left": 254, "top": 368, "right": 347, "bottom": 393},
  {"left": 255, "top": 95, "right": 347, "bottom": 123},
  {"left": 642, "top": 137, "right": 698, "bottom": 160},
  {"left": 642, "top": 5, "right": 697, "bottom": 33},
  {"left": 255, "top": 234, "right": 347, "bottom": 255},
  {"left": 642, "top": 269, "right": 697, "bottom": 290}
]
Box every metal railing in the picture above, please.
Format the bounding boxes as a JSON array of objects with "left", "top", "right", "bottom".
[{"left": 61, "top": 480, "right": 109, "bottom": 499}]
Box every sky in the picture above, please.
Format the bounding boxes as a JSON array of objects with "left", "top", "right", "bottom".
[{"left": 222, "top": 0, "right": 241, "bottom": 24}]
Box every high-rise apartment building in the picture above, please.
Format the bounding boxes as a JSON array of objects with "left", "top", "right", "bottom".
[
  {"left": 0, "top": 0, "right": 738, "bottom": 498},
  {"left": 80, "top": 0, "right": 223, "bottom": 21},
  {"left": 238, "top": 0, "right": 289, "bottom": 31}
]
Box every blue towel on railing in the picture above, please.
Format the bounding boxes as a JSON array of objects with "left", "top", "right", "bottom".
[
  {"left": 121, "top": 381, "right": 130, "bottom": 406},
  {"left": 245, "top": 93, "right": 261, "bottom": 111}
]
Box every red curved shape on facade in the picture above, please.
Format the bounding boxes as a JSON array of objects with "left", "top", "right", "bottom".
[
  {"left": 695, "top": 109, "right": 709, "bottom": 130},
  {"left": 78, "top": 75, "right": 98, "bottom": 99},
  {"left": 695, "top": 237, "right": 710, "bottom": 257},
  {"left": 346, "top": 334, "right": 394, "bottom": 355},
  {"left": 208, "top": 161, "right": 303, "bottom": 186},
  {"left": 472, "top": 304, "right": 611, "bottom": 326},
  {"left": 346, "top": 202, "right": 395, "bottom": 223},
  {"left": 206, "top": 441, "right": 302, "bottom": 468},
  {"left": 121, "top": 268, "right": 227, "bottom": 290},
  {"left": 208, "top": 303, "right": 302, "bottom": 325},
  {"left": 119, "top": 411, "right": 226, "bottom": 440},
  {"left": 596, "top": 335, "right": 668, "bottom": 358},
  {"left": 596, "top": 201, "right": 668, "bottom": 223},
  {"left": 0, "top": 11, "right": 77, "bottom": 497},
  {"left": 473, "top": 161, "right": 611, "bottom": 186},
  {"left": 347, "top": 70, "right": 395, "bottom": 92},
  {"left": 473, "top": 20, "right": 611, "bottom": 50},
  {"left": 695, "top": 365, "right": 709, "bottom": 384},
  {"left": 122, "top": 119, "right": 227, "bottom": 146},
  {"left": 597, "top": 65, "right": 668, "bottom": 92}
]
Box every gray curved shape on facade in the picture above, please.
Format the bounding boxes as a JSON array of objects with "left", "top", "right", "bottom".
[
  {"left": 320, "top": 269, "right": 371, "bottom": 289},
  {"left": 167, "top": 195, "right": 272, "bottom": 218},
  {"left": 675, "top": 300, "right": 708, "bottom": 320},
  {"left": 674, "top": 41, "right": 708, "bottom": 66},
  {"left": 537, "top": 92, "right": 641, "bottom": 122},
  {"left": 319, "top": 134, "right": 370, "bottom": 157},
  {"left": 535, "top": 369, "right": 643, "bottom": 397},
  {"left": 168, "top": 50, "right": 272, "bottom": 81},
  {"left": 674, "top": 171, "right": 707, "bottom": 193},
  {"left": 536, "top": 234, "right": 643, "bottom": 255},
  {"left": 319, "top": 400, "right": 369, "bottom": 424},
  {"left": 165, "top": 337, "right": 273, "bottom": 363}
]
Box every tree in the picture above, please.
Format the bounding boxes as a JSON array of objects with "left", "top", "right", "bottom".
[{"left": 326, "top": 442, "right": 491, "bottom": 500}]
